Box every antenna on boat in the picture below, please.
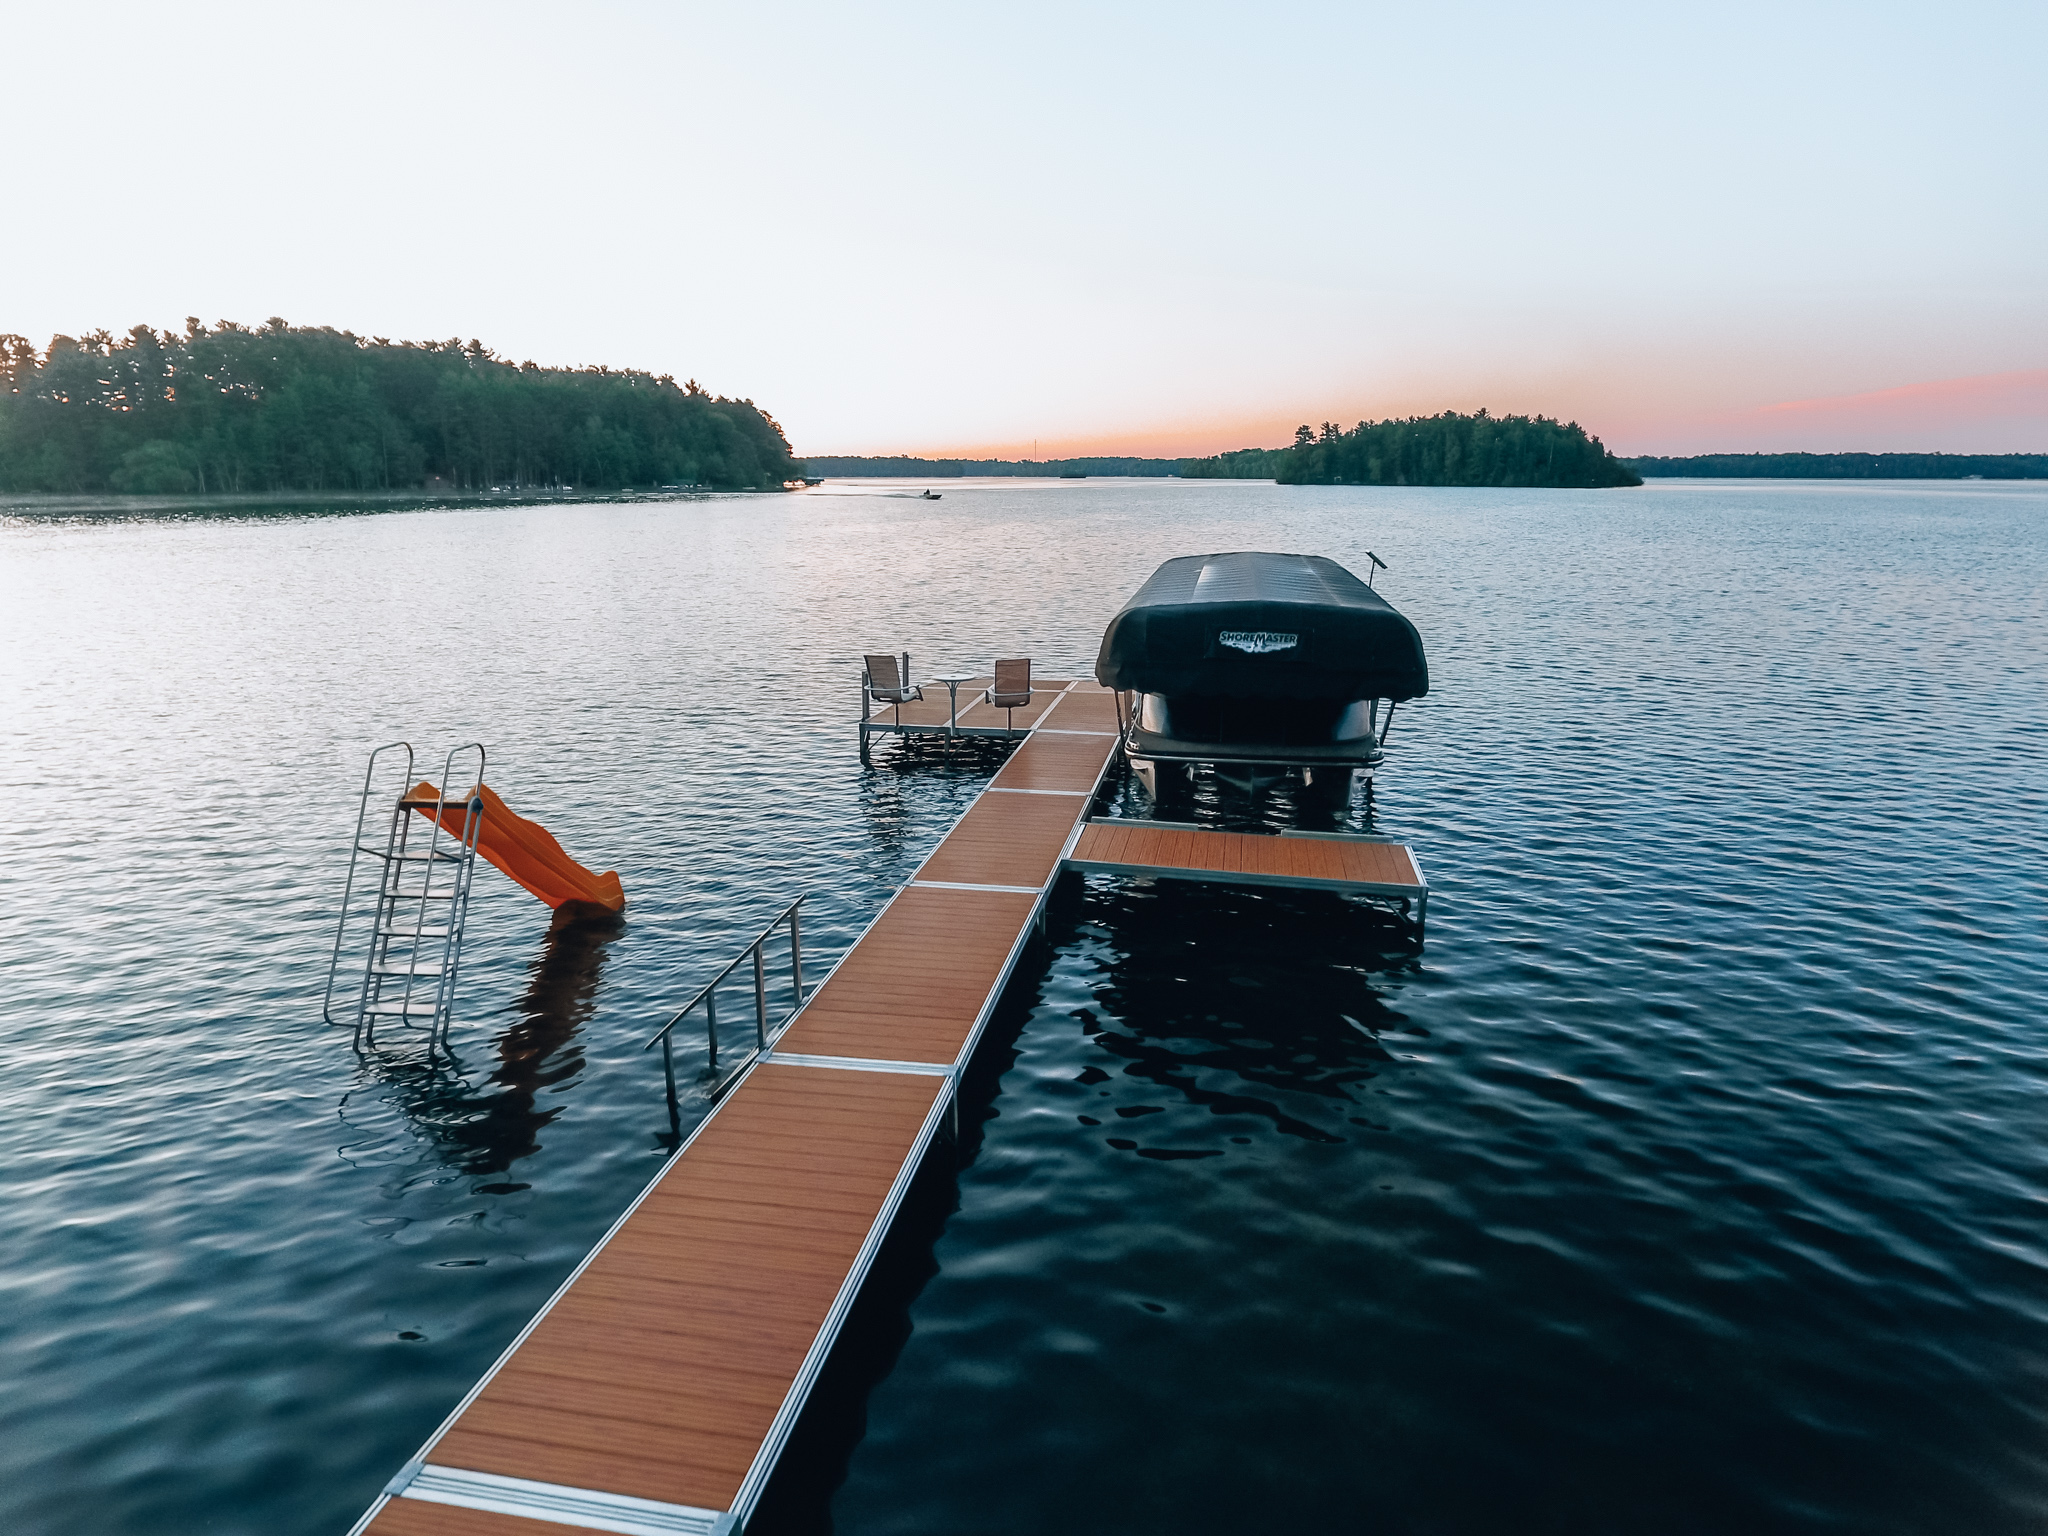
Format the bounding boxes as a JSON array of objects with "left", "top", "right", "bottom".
[{"left": 1365, "top": 550, "right": 1388, "bottom": 587}]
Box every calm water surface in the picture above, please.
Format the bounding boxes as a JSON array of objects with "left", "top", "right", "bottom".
[{"left": 1, "top": 479, "right": 2043, "bottom": 1534}]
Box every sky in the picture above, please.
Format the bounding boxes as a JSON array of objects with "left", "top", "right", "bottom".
[{"left": 3, "top": 0, "right": 2042, "bottom": 459}]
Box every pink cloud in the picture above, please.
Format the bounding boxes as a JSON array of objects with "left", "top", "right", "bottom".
[
  {"left": 1620, "top": 370, "right": 2047, "bottom": 456},
  {"left": 1761, "top": 369, "right": 2044, "bottom": 419}
]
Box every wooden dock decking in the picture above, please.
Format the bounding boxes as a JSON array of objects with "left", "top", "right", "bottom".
[
  {"left": 351, "top": 677, "right": 1424, "bottom": 1536},
  {"left": 1066, "top": 818, "right": 1427, "bottom": 912},
  {"left": 353, "top": 684, "right": 1122, "bottom": 1536}
]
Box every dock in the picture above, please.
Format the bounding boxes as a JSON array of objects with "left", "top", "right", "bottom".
[
  {"left": 1067, "top": 818, "right": 1427, "bottom": 924},
  {"left": 352, "top": 682, "right": 1427, "bottom": 1536},
  {"left": 859, "top": 670, "right": 1077, "bottom": 753},
  {"left": 351, "top": 684, "right": 1124, "bottom": 1536}
]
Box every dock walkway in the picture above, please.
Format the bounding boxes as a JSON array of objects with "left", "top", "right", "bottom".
[{"left": 353, "top": 684, "right": 1123, "bottom": 1536}]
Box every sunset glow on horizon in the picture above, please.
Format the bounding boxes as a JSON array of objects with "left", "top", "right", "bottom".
[
  {"left": 844, "top": 371, "right": 2048, "bottom": 463},
  {"left": 3, "top": 1, "right": 2041, "bottom": 460}
]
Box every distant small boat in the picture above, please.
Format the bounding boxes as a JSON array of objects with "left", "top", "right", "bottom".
[{"left": 920, "top": 490, "right": 942, "bottom": 500}]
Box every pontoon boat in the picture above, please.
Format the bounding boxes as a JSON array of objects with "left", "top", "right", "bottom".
[{"left": 1095, "top": 551, "right": 1428, "bottom": 801}]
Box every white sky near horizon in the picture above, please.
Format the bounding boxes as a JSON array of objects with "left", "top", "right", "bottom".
[{"left": 2, "top": 0, "right": 2042, "bottom": 458}]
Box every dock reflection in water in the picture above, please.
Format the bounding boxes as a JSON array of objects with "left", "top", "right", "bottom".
[{"left": 1073, "top": 879, "right": 1422, "bottom": 1145}]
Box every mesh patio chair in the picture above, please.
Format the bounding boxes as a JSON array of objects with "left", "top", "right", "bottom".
[
  {"left": 865, "top": 652, "right": 922, "bottom": 725},
  {"left": 981, "top": 657, "right": 1032, "bottom": 730}
]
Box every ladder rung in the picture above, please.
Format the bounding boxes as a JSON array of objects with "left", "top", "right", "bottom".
[
  {"left": 359, "top": 846, "right": 468, "bottom": 863},
  {"left": 376, "top": 924, "right": 454, "bottom": 938},
  {"left": 371, "top": 963, "right": 445, "bottom": 978},
  {"left": 364, "top": 1002, "right": 442, "bottom": 1017},
  {"left": 384, "top": 887, "right": 458, "bottom": 900}
]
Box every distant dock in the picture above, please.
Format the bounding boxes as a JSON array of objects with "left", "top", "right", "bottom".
[
  {"left": 857, "top": 669, "right": 1070, "bottom": 755},
  {"left": 351, "top": 681, "right": 1425, "bottom": 1536}
]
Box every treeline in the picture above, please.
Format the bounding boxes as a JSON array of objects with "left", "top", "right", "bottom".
[
  {"left": 806, "top": 455, "right": 1181, "bottom": 477},
  {"left": 0, "top": 320, "right": 802, "bottom": 494},
  {"left": 1629, "top": 452, "right": 2047, "bottom": 479},
  {"left": 1180, "top": 447, "right": 1286, "bottom": 478},
  {"left": 1183, "top": 411, "right": 1640, "bottom": 487}
]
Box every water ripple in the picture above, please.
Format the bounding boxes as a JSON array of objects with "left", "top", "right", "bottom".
[{"left": 1, "top": 480, "right": 2043, "bottom": 1534}]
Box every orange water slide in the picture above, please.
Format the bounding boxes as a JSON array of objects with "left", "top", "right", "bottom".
[{"left": 408, "top": 781, "right": 625, "bottom": 913}]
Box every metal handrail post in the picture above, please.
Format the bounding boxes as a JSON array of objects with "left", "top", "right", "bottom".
[
  {"left": 753, "top": 943, "right": 769, "bottom": 1050},
  {"left": 705, "top": 988, "right": 719, "bottom": 1070},
  {"left": 859, "top": 669, "right": 872, "bottom": 765},
  {"left": 325, "top": 741, "right": 410, "bottom": 1025},
  {"left": 661, "top": 1031, "right": 680, "bottom": 1140},
  {"left": 789, "top": 904, "right": 804, "bottom": 1002}
]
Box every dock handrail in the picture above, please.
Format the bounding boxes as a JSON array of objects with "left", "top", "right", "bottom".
[{"left": 645, "top": 895, "right": 808, "bottom": 1129}]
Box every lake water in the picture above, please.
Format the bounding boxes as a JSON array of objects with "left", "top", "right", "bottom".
[{"left": 1, "top": 478, "right": 2043, "bottom": 1535}]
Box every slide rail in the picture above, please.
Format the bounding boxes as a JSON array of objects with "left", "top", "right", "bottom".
[{"left": 323, "top": 741, "right": 414, "bottom": 1027}]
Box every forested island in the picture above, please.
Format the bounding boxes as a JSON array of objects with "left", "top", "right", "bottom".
[
  {"left": 1183, "top": 411, "right": 1641, "bottom": 487},
  {"left": 833, "top": 413, "right": 1641, "bottom": 486},
  {"left": 0, "top": 321, "right": 802, "bottom": 494},
  {"left": 1627, "top": 452, "right": 2046, "bottom": 479}
]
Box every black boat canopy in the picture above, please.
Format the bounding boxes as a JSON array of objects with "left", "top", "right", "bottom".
[{"left": 1094, "top": 551, "right": 1429, "bottom": 701}]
